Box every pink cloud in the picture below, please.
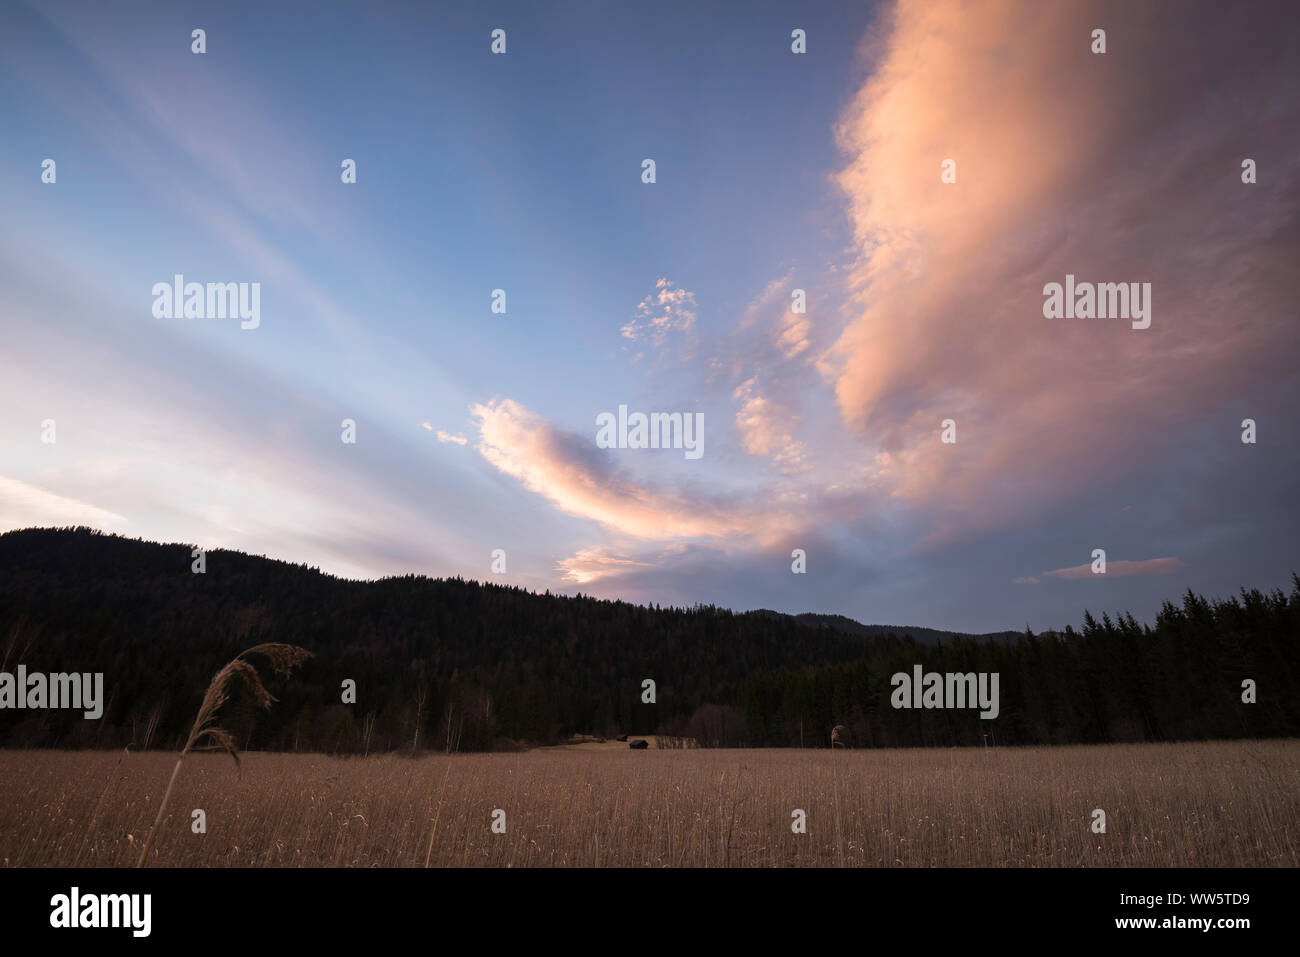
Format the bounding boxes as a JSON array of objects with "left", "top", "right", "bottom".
[
  {"left": 732, "top": 377, "right": 808, "bottom": 473},
  {"left": 556, "top": 545, "right": 656, "bottom": 585},
  {"left": 823, "top": 0, "right": 1300, "bottom": 536},
  {"left": 1043, "top": 558, "right": 1186, "bottom": 580},
  {"left": 471, "top": 398, "right": 794, "bottom": 543}
]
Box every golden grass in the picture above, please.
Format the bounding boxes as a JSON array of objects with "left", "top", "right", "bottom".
[{"left": 1, "top": 740, "right": 1296, "bottom": 867}]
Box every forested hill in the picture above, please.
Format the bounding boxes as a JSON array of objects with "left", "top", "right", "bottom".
[
  {"left": 787, "top": 612, "right": 1022, "bottom": 645},
  {"left": 0, "top": 526, "right": 927, "bottom": 751},
  {"left": 1, "top": 527, "right": 1297, "bottom": 752}
]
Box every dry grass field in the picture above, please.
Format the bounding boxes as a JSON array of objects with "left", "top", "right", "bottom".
[{"left": 1, "top": 740, "right": 1296, "bottom": 867}]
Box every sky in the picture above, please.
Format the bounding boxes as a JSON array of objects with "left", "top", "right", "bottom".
[{"left": 1, "top": 0, "right": 1297, "bottom": 633}]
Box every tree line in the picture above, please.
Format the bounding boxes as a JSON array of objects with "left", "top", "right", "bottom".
[{"left": 1, "top": 527, "right": 1295, "bottom": 751}]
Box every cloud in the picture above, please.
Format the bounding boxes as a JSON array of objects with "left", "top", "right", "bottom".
[
  {"left": 733, "top": 377, "right": 808, "bottom": 472},
  {"left": 436, "top": 430, "right": 468, "bottom": 446},
  {"left": 737, "top": 274, "right": 791, "bottom": 332},
  {"left": 823, "top": 0, "right": 1300, "bottom": 534},
  {"left": 777, "top": 307, "right": 813, "bottom": 360},
  {"left": 0, "top": 476, "right": 127, "bottom": 531},
  {"left": 733, "top": 271, "right": 813, "bottom": 360},
  {"left": 556, "top": 545, "right": 656, "bottom": 585},
  {"left": 471, "top": 397, "right": 793, "bottom": 543},
  {"left": 1043, "top": 558, "right": 1186, "bottom": 580},
  {"left": 8, "top": 0, "right": 424, "bottom": 359},
  {"left": 620, "top": 278, "right": 697, "bottom": 354},
  {"left": 1012, "top": 576, "right": 1040, "bottom": 585}
]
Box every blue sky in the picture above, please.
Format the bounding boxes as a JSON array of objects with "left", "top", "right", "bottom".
[{"left": 2, "top": 0, "right": 1297, "bottom": 633}]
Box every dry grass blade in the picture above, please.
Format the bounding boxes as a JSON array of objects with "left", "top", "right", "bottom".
[{"left": 136, "top": 643, "right": 311, "bottom": 867}]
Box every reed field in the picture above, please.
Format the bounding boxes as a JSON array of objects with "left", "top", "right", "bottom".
[{"left": 0, "top": 740, "right": 1296, "bottom": 867}]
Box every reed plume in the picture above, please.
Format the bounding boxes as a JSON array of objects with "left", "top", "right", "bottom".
[{"left": 136, "top": 642, "right": 311, "bottom": 867}]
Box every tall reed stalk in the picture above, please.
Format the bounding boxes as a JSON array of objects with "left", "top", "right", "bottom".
[{"left": 137, "top": 643, "right": 311, "bottom": 867}]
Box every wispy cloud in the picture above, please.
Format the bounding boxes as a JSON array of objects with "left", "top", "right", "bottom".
[
  {"left": 556, "top": 545, "right": 655, "bottom": 585},
  {"left": 0, "top": 476, "right": 127, "bottom": 531},
  {"left": 1044, "top": 558, "right": 1186, "bottom": 581},
  {"left": 471, "top": 397, "right": 793, "bottom": 543}
]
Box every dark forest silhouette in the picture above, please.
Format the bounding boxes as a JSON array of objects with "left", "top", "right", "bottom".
[{"left": 1, "top": 527, "right": 1295, "bottom": 752}]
